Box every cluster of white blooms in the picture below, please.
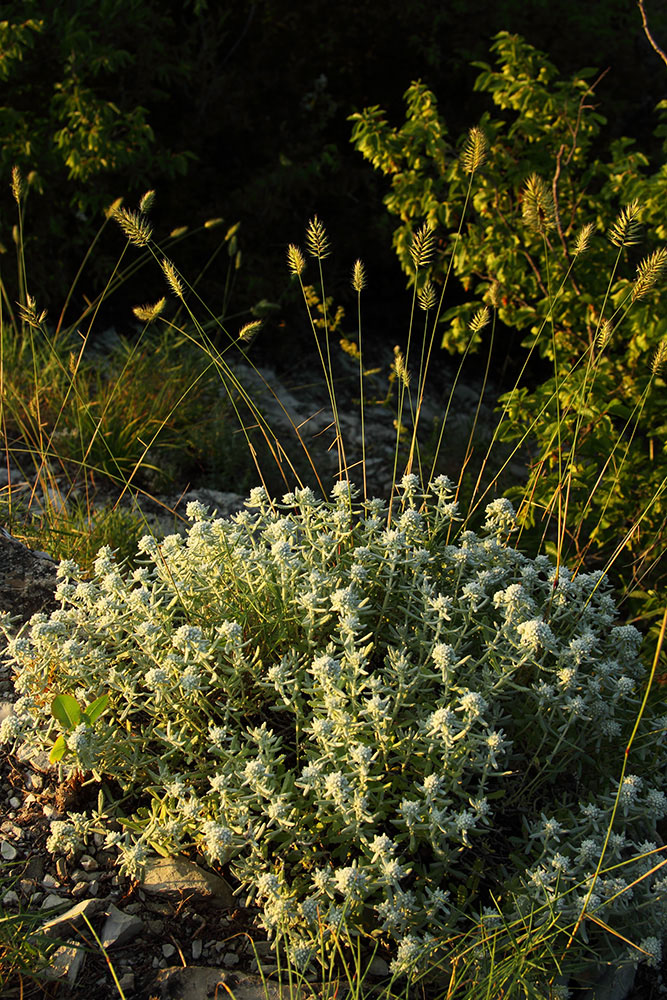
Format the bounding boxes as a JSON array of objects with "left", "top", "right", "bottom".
[{"left": 1, "top": 479, "right": 665, "bottom": 980}]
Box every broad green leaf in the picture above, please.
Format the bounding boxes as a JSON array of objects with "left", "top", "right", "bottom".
[
  {"left": 82, "top": 693, "right": 109, "bottom": 725},
  {"left": 51, "top": 693, "right": 81, "bottom": 730},
  {"left": 49, "top": 733, "right": 67, "bottom": 764}
]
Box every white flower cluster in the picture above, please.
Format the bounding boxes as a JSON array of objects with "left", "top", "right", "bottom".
[{"left": 1, "top": 480, "right": 665, "bottom": 980}]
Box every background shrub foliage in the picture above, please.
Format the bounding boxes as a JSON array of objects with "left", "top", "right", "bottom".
[{"left": 350, "top": 31, "right": 667, "bottom": 602}]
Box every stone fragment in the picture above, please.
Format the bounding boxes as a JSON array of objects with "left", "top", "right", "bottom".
[
  {"left": 0, "top": 840, "right": 17, "bottom": 860},
  {"left": 154, "top": 968, "right": 284, "bottom": 1000},
  {"left": 41, "top": 893, "right": 67, "bottom": 911},
  {"left": 16, "top": 744, "right": 51, "bottom": 773},
  {"left": 80, "top": 853, "right": 98, "bottom": 871},
  {"left": 39, "top": 898, "right": 104, "bottom": 938},
  {"left": 162, "top": 943, "right": 176, "bottom": 958},
  {"left": 42, "top": 873, "right": 59, "bottom": 888},
  {"left": 140, "top": 856, "right": 233, "bottom": 907},
  {"left": 118, "top": 972, "right": 135, "bottom": 993},
  {"left": 100, "top": 903, "right": 144, "bottom": 948},
  {"left": 192, "top": 938, "right": 203, "bottom": 960},
  {"left": 43, "top": 944, "right": 86, "bottom": 984},
  {"left": 368, "top": 955, "right": 390, "bottom": 977},
  {"left": 2, "top": 890, "right": 19, "bottom": 906},
  {"left": 576, "top": 962, "right": 637, "bottom": 1000}
]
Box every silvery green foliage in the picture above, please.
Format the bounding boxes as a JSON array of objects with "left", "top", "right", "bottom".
[{"left": 2, "top": 476, "right": 666, "bottom": 977}]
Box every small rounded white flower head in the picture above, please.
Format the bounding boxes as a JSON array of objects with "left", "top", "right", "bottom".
[
  {"left": 185, "top": 499, "right": 209, "bottom": 521},
  {"left": 483, "top": 497, "right": 517, "bottom": 535}
]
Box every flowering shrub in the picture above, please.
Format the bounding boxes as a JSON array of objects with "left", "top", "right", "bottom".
[{"left": 1, "top": 476, "right": 666, "bottom": 977}]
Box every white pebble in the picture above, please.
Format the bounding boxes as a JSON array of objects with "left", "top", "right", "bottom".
[{"left": 192, "top": 939, "right": 203, "bottom": 960}]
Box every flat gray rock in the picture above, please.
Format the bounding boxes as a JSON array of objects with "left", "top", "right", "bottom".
[
  {"left": 39, "top": 897, "right": 105, "bottom": 937},
  {"left": 100, "top": 902, "right": 145, "bottom": 948},
  {"left": 154, "top": 968, "right": 287, "bottom": 1000},
  {"left": 140, "top": 856, "right": 233, "bottom": 907},
  {"left": 42, "top": 943, "right": 86, "bottom": 984}
]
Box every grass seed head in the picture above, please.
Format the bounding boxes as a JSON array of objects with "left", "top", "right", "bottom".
[
  {"left": 305, "top": 216, "right": 330, "bottom": 259},
  {"left": 651, "top": 339, "right": 667, "bottom": 377},
  {"left": 132, "top": 298, "right": 167, "bottom": 323},
  {"left": 112, "top": 207, "right": 153, "bottom": 247},
  {"left": 392, "top": 345, "right": 410, "bottom": 387},
  {"left": 632, "top": 247, "right": 667, "bottom": 302},
  {"left": 462, "top": 126, "right": 488, "bottom": 175},
  {"left": 573, "top": 222, "right": 595, "bottom": 255},
  {"left": 352, "top": 259, "right": 366, "bottom": 292},
  {"left": 418, "top": 279, "right": 437, "bottom": 312},
  {"left": 521, "top": 174, "right": 555, "bottom": 236},
  {"left": 139, "top": 190, "right": 156, "bottom": 214},
  {"left": 409, "top": 223, "right": 435, "bottom": 270},
  {"left": 469, "top": 305, "right": 490, "bottom": 334},
  {"left": 608, "top": 200, "right": 642, "bottom": 248},
  {"left": 595, "top": 319, "right": 613, "bottom": 351},
  {"left": 161, "top": 258, "right": 185, "bottom": 299},
  {"left": 238, "top": 320, "right": 263, "bottom": 344},
  {"left": 11, "top": 165, "right": 23, "bottom": 205},
  {"left": 287, "top": 244, "right": 306, "bottom": 276}
]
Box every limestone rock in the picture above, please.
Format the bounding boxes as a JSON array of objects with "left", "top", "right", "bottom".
[
  {"left": 100, "top": 902, "right": 144, "bottom": 948},
  {"left": 140, "top": 856, "right": 233, "bottom": 907},
  {"left": 39, "top": 897, "right": 104, "bottom": 937},
  {"left": 0, "top": 527, "right": 58, "bottom": 627},
  {"left": 154, "top": 969, "right": 286, "bottom": 1000}
]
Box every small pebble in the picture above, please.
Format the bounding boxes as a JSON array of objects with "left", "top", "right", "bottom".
[
  {"left": 0, "top": 841, "right": 17, "bottom": 860},
  {"left": 192, "top": 939, "right": 203, "bottom": 960},
  {"left": 55, "top": 858, "right": 67, "bottom": 881},
  {"left": 223, "top": 952, "right": 240, "bottom": 968},
  {"left": 26, "top": 773, "right": 43, "bottom": 791},
  {"left": 124, "top": 902, "right": 143, "bottom": 915},
  {"left": 42, "top": 874, "right": 59, "bottom": 889},
  {"left": 8, "top": 797, "right": 20, "bottom": 809},
  {"left": 118, "top": 974, "right": 135, "bottom": 993},
  {"left": 2, "top": 890, "right": 19, "bottom": 906},
  {"left": 80, "top": 854, "right": 98, "bottom": 872},
  {"left": 93, "top": 833, "right": 104, "bottom": 848},
  {"left": 162, "top": 943, "right": 176, "bottom": 959},
  {"left": 42, "top": 804, "right": 59, "bottom": 819},
  {"left": 71, "top": 882, "right": 89, "bottom": 900}
]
